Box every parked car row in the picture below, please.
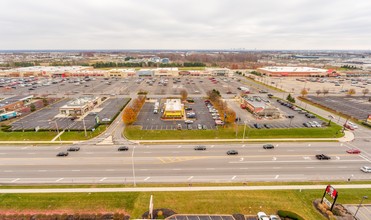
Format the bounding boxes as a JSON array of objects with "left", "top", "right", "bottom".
[
  {"left": 303, "top": 121, "right": 322, "bottom": 128},
  {"left": 204, "top": 100, "right": 224, "bottom": 126}
]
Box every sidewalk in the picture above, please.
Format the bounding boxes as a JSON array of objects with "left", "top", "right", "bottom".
[{"left": 0, "top": 184, "right": 369, "bottom": 194}]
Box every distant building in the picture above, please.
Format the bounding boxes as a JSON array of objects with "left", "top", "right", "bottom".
[
  {"left": 108, "top": 69, "right": 136, "bottom": 77},
  {"left": 0, "top": 95, "right": 33, "bottom": 113},
  {"left": 137, "top": 69, "right": 154, "bottom": 77},
  {"left": 207, "top": 68, "right": 231, "bottom": 76},
  {"left": 153, "top": 68, "right": 179, "bottom": 77},
  {"left": 161, "top": 58, "right": 170, "bottom": 64},
  {"left": 257, "top": 66, "right": 330, "bottom": 77},
  {"left": 162, "top": 99, "right": 184, "bottom": 119}
]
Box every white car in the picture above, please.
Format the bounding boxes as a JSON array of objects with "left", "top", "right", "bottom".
[
  {"left": 185, "top": 120, "right": 194, "bottom": 124},
  {"left": 347, "top": 122, "right": 358, "bottom": 129},
  {"left": 270, "top": 215, "right": 281, "bottom": 220},
  {"left": 361, "top": 166, "right": 371, "bottom": 173},
  {"left": 257, "top": 212, "right": 270, "bottom": 220}
]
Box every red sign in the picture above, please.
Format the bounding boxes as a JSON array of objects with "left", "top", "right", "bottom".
[{"left": 325, "top": 185, "right": 337, "bottom": 200}]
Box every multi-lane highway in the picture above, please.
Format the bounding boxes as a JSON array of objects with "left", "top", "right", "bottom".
[{"left": 0, "top": 142, "right": 370, "bottom": 184}]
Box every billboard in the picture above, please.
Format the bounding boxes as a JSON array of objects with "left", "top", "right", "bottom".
[{"left": 321, "top": 185, "right": 338, "bottom": 211}]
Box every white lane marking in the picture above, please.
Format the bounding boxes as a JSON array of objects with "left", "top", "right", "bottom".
[
  {"left": 239, "top": 158, "right": 244, "bottom": 161},
  {"left": 273, "top": 167, "right": 281, "bottom": 169},
  {"left": 275, "top": 175, "right": 279, "bottom": 179},
  {"left": 187, "top": 176, "right": 194, "bottom": 181},
  {"left": 272, "top": 157, "right": 277, "bottom": 161},
  {"left": 210, "top": 145, "right": 214, "bottom": 148},
  {"left": 172, "top": 168, "right": 182, "bottom": 170},
  {"left": 140, "top": 169, "right": 149, "bottom": 171},
  {"left": 38, "top": 170, "right": 47, "bottom": 172},
  {"left": 55, "top": 147, "right": 60, "bottom": 149},
  {"left": 0, "top": 153, "right": 8, "bottom": 155},
  {"left": 105, "top": 169, "right": 115, "bottom": 171},
  {"left": 11, "top": 178, "right": 20, "bottom": 183},
  {"left": 231, "top": 175, "right": 237, "bottom": 180},
  {"left": 4, "top": 170, "right": 13, "bottom": 172},
  {"left": 336, "top": 156, "right": 340, "bottom": 160},
  {"left": 99, "top": 177, "right": 107, "bottom": 182},
  {"left": 308, "top": 144, "right": 311, "bottom": 147},
  {"left": 359, "top": 154, "right": 371, "bottom": 162},
  {"left": 22, "top": 147, "right": 28, "bottom": 149},
  {"left": 27, "top": 153, "right": 36, "bottom": 155},
  {"left": 144, "top": 177, "right": 150, "bottom": 181},
  {"left": 303, "top": 156, "right": 311, "bottom": 160},
  {"left": 55, "top": 178, "right": 64, "bottom": 182},
  {"left": 340, "top": 143, "right": 343, "bottom": 146},
  {"left": 206, "top": 168, "right": 215, "bottom": 170},
  {"left": 71, "top": 170, "right": 80, "bottom": 172},
  {"left": 241, "top": 145, "right": 245, "bottom": 148},
  {"left": 177, "top": 145, "right": 182, "bottom": 148},
  {"left": 239, "top": 168, "right": 249, "bottom": 170},
  {"left": 276, "top": 144, "right": 279, "bottom": 147}
]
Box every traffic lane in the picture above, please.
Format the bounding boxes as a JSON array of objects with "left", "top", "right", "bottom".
[{"left": 0, "top": 161, "right": 368, "bottom": 179}]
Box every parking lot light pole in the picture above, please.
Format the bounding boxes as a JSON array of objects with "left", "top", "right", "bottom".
[
  {"left": 354, "top": 196, "right": 368, "bottom": 218},
  {"left": 328, "top": 115, "right": 335, "bottom": 126},
  {"left": 82, "top": 117, "right": 87, "bottom": 137},
  {"left": 242, "top": 120, "right": 247, "bottom": 142}
]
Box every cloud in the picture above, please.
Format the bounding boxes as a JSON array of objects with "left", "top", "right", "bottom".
[{"left": 0, "top": 0, "right": 370, "bottom": 50}]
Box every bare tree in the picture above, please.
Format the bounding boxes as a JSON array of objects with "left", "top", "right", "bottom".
[
  {"left": 322, "top": 88, "right": 329, "bottom": 96},
  {"left": 362, "top": 88, "right": 369, "bottom": 96},
  {"left": 180, "top": 89, "right": 188, "bottom": 101},
  {"left": 316, "top": 90, "right": 322, "bottom": 96}
]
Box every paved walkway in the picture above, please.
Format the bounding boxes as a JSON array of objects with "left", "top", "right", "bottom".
[{"left": 0, "top": 184, "right": 370, "bottom": 194}]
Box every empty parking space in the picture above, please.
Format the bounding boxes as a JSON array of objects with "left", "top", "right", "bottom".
[{"left": 307, "top": 95, "right": 371, "bottom": 120}]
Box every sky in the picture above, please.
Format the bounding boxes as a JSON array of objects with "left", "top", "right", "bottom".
[{"left": 1, "top": 0, "right": 371, "bottom": 50}]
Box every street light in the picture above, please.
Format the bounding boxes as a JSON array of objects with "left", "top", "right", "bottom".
[
  {"left": 328, "top": 115, "right": 335, "bottom": 126},
  {"left": 354, "top": 196, "right": 368, "bottom": 218}
]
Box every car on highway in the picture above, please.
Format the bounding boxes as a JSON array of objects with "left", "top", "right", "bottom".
[
  {"left": 257, "top": 212, "right": 270, "bottom": 220},
  {"left": 263, "top": 144, "right": 274, "bottom": 149},
  {"left": 316, "top": 154, "right": 331, "bottom": 160},
  {"left": 347, "top": 149, "right": 361, "bottom": 154},
  {"left": 67, "top": 146, "right": 80, "bottom": 151},
  {"left": 361, "top": 166, "right": 371, "bottom": 173},
  {"left": 194, "top": 145, "right": 206, "bottom": 151},
  {"left": 118, "top": 146, "right": 129, "bottom": 151},
  {"left": 227, "top": 150, "right": 238, "bottom": 155},
  {"left": 56, "top": 152, "right": 69, "bottom": 157}
]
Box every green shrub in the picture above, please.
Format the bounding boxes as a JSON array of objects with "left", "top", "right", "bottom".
[{"left": 277, "top": 210, "right": 305, "bottom": 220}]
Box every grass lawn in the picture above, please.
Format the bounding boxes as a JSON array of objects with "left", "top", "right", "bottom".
[
  {"left": 0, "top": 125, "right": 107, "bottom": 142},
  {"left": 0, "top": 130, "right": 57, "bottom": 141},
  {"left": 59, "top": 125, "right": 108, "bottom": 141},
  {"left": 124, "top": 124, "right": 343, "bottom": 140},
  {"left": 1, "top": 188, "right": 371, "bottom": 218}
]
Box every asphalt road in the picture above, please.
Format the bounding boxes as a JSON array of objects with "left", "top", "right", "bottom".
[{"left": 0, "top": 142, "right": 370, "bottom": 184}]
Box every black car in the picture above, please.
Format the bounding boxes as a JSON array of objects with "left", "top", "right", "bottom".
[
  {"left": 194, "top": 145, "right": 206, "bottom": 151},
  {"left": 316, "top": 154, "right": 331, "bottom": 160},
  {"left": 254, "top": 123, "right": 263, "bottom": 129},
  {"left": 263, "top": 124, "right": 271, "bottom": 129},
  {"left": 185, "top": 107, "right": 193, "bottom": 111},
  {"left": 263, "top": 144, "right": 274, "bottom": 149},
  {"left": 118, "top": 146, "right": 129, "bottom": 151},
  {"left": 227, "top": 150, "right": 238, "bottom": 155},
  {"left": 56, "top": 152, "right": 69, "bottom": 157},
  {"left": 67, "top": 146, "right": 80, "bottom": 151}
]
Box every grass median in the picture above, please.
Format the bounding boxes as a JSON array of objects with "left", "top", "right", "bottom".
[
  {"left": 1, "top": 188, "right": 370, "bottom": 219},
  {"left": 124, "top": 124, "right": 343, "bottom": 140}
]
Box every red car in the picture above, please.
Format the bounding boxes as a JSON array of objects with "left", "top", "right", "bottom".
[{"left": 346, "top": 149, "right": 361, "bottom": 154}]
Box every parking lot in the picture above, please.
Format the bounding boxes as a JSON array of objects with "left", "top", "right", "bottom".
[
  {"left": 10, "top": 98, "right": 129, "bottom": 131},
  {"left": 344, "top": 204, "right": 371, "bottom": 220},
  {"left": 306, "top": 95, "right": 371, "bottom": 120},
  {"left": 134, "top": 98, "right": 216, "bottom": 130}
]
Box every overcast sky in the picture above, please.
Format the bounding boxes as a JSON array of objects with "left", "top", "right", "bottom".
[{"left": 1, "top": 0, "right": 371, "bottom": 50}]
